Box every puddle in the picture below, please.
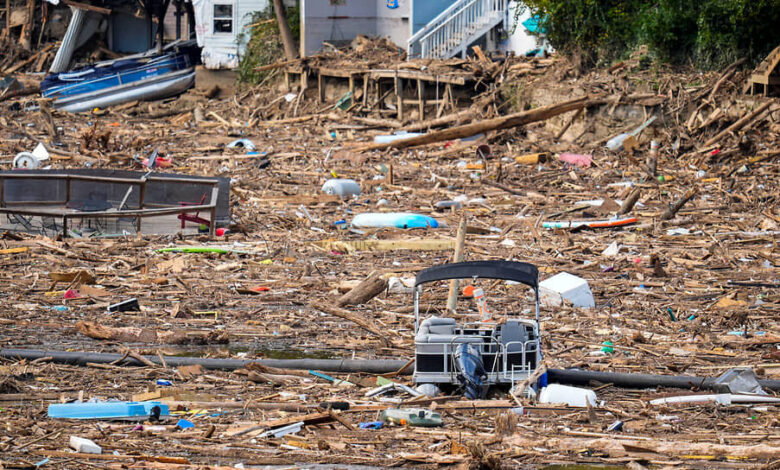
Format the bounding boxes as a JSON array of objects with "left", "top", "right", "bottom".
[{"left": 157, "top": 343, "right": 335, "bottom": 360}]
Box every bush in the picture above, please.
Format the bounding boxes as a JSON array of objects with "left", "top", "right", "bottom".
[
  {"left": 237, "top": 2, "right": 300, "bottom": 84},
  {"left": 524, "top": 0, "right": 780, "bottom": 69}
]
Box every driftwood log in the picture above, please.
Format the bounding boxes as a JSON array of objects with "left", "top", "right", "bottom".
[
  {"left": 336, "top": 272, "right": 388, "bottom": 306},
  {"left": 357, "top": 97, "right": 596, "bottom": 151},
  {"left": 661, "top": 188, "right": 697, "bottom": 220},
  {"left": 76, "top": 321, "right": 228, "bottom": 345}
]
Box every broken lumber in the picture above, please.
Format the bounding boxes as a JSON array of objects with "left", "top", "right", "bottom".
[
  {"left": 481, "top": 179, "right": 524, "bottom": 196},
  {"left": 356, "top": 97, "right": 595, "bottom": 151},
  {"left": 506, "top": 435, "right": 780, "bottom": 460},
  {"left": 703, "top": 101, "right": 772, "bottom": 147},
  {"left": 316, "top": 238, "right": 455, "bottom": 253},
  {"left": 33, "top": 450, "right": 189, "bottom": 464},
  {"left": 336, "top": 272, "right": 388, "bottom": 306},
  {"left": 254, "top": 58, "right": 302, "bottom": 72},
  {"left": 618, "top": 187, "right": 642, "bottom": 215},
  {"left": 399, "top": 109, "right": 474, "bottom": 132},
  {"left": 446, "top": 215, "right": 467, "bottom": 313},
  {"left": 661, "top": 188, "right": 697, "bottom": 220},
  {"left": 75, "top": 321, "right": 229, "bottom": 345}
]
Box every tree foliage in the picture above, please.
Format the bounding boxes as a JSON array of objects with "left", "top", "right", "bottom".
[
  {"left": 238, "top": 2, "right": 301, "bottom": 84},
  {"left": 523, "top": 0, "right": 780, "bottom": 69}
]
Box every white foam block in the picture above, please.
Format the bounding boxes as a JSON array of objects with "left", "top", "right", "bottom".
[
  {"left": 70, "top": 436, "right": 101, "bottom": 454},
  {"left": 539, "top": 272, "right": 595, "bottom": 308}
]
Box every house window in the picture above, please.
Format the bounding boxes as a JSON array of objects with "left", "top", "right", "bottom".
[{"left": 213, "top": 4, "right": 233, "bottom": 34}]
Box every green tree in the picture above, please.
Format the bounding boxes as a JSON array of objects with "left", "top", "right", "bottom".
[{"left": 524, "top": 0, "right": 780, "bottom": 69}]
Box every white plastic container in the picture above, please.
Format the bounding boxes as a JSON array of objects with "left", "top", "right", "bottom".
[
  {"left": 322, "top": 179, "right": 361, "bottom": 198},
  {"left": 70, "top": 436, "right": 102, "bottom": 454},
  {"left": 539, "top": 272, "right": 595, "bottom": 308},
  {"left": 538, "top": 384, "right": 598, "bottom": 407}
]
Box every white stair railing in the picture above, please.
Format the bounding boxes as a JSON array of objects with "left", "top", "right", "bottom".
[{"left": 407, "top": 0, "right": 507, "bottom": 60}]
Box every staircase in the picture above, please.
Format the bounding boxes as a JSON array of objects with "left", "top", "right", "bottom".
[
  {"left": 407, "top": 0, "right": 507, "bottom": 60},
  {"left": 747, "top": 44, "right": 780, "bottom": 96}
]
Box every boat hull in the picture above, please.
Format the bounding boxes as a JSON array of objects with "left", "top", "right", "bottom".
[{"left": 52, "top": 68, "right": 195, "bottom": 113}]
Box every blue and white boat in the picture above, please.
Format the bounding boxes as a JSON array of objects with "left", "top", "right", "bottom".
[{"left": 41, "top": 46, "right": 198, "bottom": 113}]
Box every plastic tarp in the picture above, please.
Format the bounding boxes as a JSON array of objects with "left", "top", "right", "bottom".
[{"left": 522, "top": 15, "right": 547, "bottom": 35}]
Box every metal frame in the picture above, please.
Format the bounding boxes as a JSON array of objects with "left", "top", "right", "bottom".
[
  {"left": 414, "top": 260, "right": 540, "bottom": 331},
  {"left": 0, "top": 173, "right": 219, "bottom": 238}
]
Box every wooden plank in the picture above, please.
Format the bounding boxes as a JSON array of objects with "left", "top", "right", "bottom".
[
  {"left": 369, "top": 69, "right": 467, "bottom": 85},
  {"left": 61, "top": 0, "right": 112, "bottom": 15},
  {"left": 222, "top": 411, "right": 333, "bottom": 437},
  {"left": 316, "top": 238, "right": 455, "bottom": 253},
  {"left": 33, "top": 450, "right": 188, "bottom": 464},
  {"left": 318, "top": 67, "right": 364, "bottom": 78}
]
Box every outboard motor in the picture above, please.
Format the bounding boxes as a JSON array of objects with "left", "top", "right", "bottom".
[{"left": 454, "top": 343, "right": 488, "bottom": 399}]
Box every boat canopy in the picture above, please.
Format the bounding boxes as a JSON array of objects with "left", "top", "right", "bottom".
[{"left": 415, "top": 261, "right": 538, "bottom": 289}]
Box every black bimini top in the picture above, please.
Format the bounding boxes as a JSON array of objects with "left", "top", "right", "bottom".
[{"left": 415, "top": 261, "right": 538, "bottom": 289}]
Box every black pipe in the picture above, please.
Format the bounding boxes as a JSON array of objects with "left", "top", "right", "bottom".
[
  {"left": 0, "top": 349, "right": 410, "bottom": 375},
  {"left": 547, "top": 368, "right": 780, "bottom": 392},
  {"left": 4, "top": 349, "right": 779, "bottom": 391}
]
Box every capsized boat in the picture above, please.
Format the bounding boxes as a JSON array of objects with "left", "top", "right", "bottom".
[{"left": 41, "top": 44, "right": 199, "bottom": 113}]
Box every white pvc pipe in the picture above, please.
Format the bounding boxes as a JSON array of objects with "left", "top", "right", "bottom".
[{"left": 650, "top": 394, "right": 780, "bottom": 406}]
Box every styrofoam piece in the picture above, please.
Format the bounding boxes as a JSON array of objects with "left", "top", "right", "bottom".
[
  {"left": 48, "top": 401, "right": 169, "bottom": 420},
  {"left": 322, "top": 178, "right": 361, "bottom": 198},
  {"left": 602, "top": 242, "right": 621, "bottom": 257},
  {"left": 351, "top": 213, "right": 439, "bottom": 229},
  {"left": 70, "top": 436, "right": 101, "bottom": 454},
  {"left": 388, "top": 276, "right": 414, "bottom": 293},
  {"left": 538, "top": 384, "right": 597, "bottom": 407},
  {"left": 32, "top": 143, "right": 50, "bottom": 161},
  {"left": 539, "top": 272, "right": 595, "bottom": 308}
]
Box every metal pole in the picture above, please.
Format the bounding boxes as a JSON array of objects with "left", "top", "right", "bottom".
[{"left": 136, "top": 178, "right": 146, "bottom": 235}]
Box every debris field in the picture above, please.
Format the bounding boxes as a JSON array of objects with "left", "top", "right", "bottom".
[{"left": 0, "top": 42, "right": 779, "bottom": 469}]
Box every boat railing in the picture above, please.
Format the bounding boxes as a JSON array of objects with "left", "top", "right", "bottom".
[{"left": 0, "top": 173, "right": 220, "bottom": 239}]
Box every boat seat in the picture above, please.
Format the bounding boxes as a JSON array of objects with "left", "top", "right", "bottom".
[
  {"left": 416, "top": 317, "right": 484, "bottom": 353},
  {"left": 417, "top": 317, "right": 457, "bottom": 337},
  {"left": 495, "top": 320, "right": 529, "bottom": 353}
]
